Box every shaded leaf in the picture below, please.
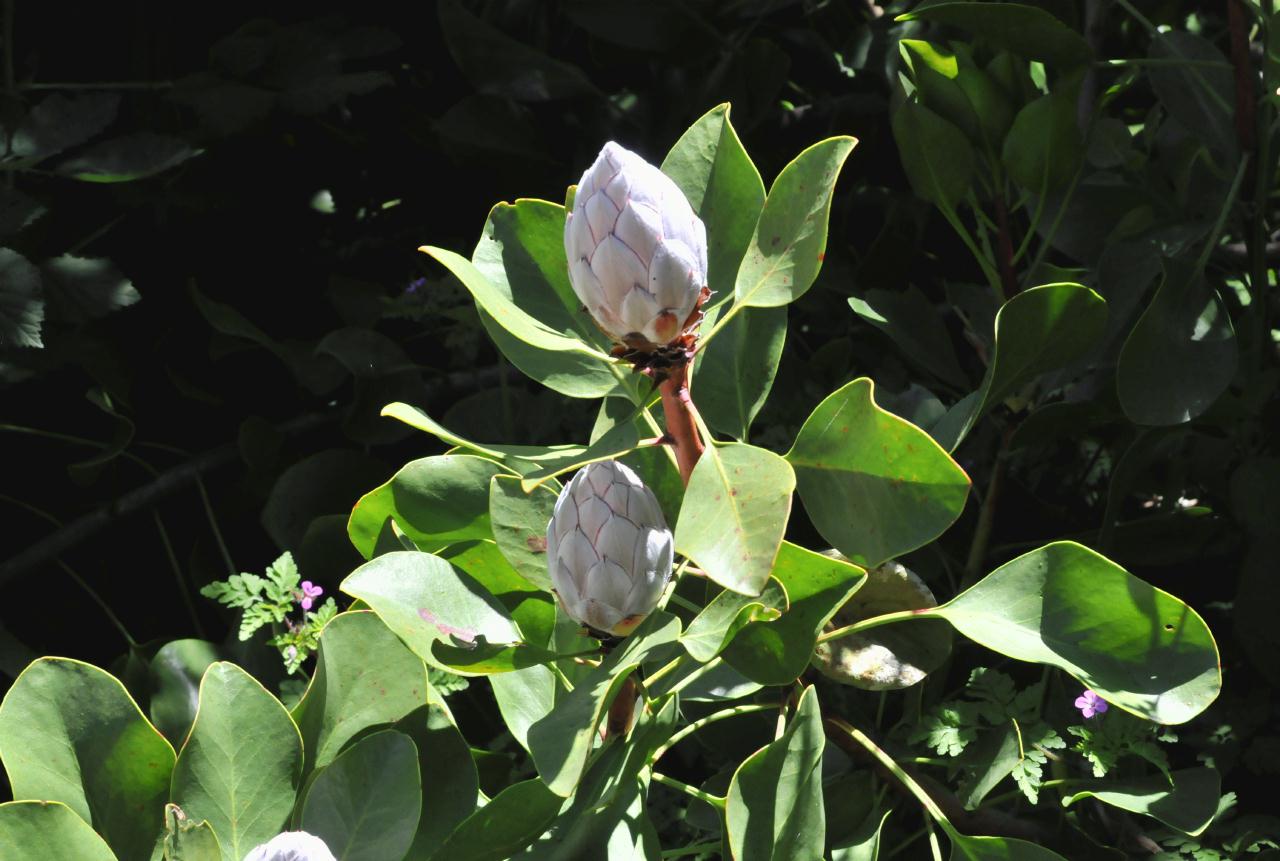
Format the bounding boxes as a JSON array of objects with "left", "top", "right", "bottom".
[
  {"left": 1061, "top": 767, "right": 1220, "bottom": 837},
  {"left": 59, "top": 133, "right": 198, "bottom": 182},
  {"left": 723, "top": 542, "right": 866, "bottom": 686},
  {"left": 726, "top": 686, "right": 826, "bottom": 861},
  {"left": 300, "top": 731, "right": 421, "bottom": 861},
  {"left": 39, "top": 255, "right": 139, "bottom": 323},
  {"left": 0, "top": 658, "right": 174, "bottom": 860},
  {"left": 0, "top": 248, "right": 43, "bottom": 348},
  {"left": 897, "top": 3, "right": 1092, "bottom": 68},
  {"left": 892, "top": 100, "right": 974, "bottom": 210},
  {"left": 936, "top": 284, "right": 1107, "bottom": 451},
  {"left": 149, "top": 639, "right": 221, "bottom": 745},
  {"left": 1117, "top": 262, "right": 1236, "bottom": 426},
  {"left": 438, "top": 0, "right": 595, "bottom": 101}
]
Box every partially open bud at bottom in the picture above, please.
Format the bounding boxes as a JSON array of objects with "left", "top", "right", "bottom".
[{"left": 546, "top": 460, "right": 674, "bottom": 637}]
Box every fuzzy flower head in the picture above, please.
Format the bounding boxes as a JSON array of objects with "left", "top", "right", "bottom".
[
  {"left": 243, "top": 831, "right": 336, "bottom": 861},
  {"left": 1074, "top": 689, "right": 1109, "bottom": 719},
  {"left": 297, "top": 581, "right": 323, "bottom": 611},
  {"left": 564, "top": 142, "right": 709, "bottom": 352}
]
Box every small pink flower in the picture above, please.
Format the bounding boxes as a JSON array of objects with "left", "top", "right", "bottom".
[
  {"left": 1075, "top": 689, "right": 1109, "bottom": 719},
  {"left": 298, "top": 581, "right": 323, "bottom": 611}
]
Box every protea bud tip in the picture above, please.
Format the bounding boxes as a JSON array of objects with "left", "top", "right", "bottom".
[
  {"left": 546, "top": 460, "right": 674, "bottom": 637},
  {"left": 565, "top": 142, "right": 709, "bottom": 359}
]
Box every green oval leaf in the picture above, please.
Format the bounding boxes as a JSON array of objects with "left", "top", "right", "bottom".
[
  {"left": 934, "top": 542, "right": 1220, "bottom": 724},
  {"left": 528, "top": 612, "right": 680, "bottom": 796},
  {"left": 1061, "top": 767, "right": 1220, "bottom": 837},
  {"left": 734, "top": 136, "right": 856, "bottom": 308},
  {"left": 393, "top": 705, "right": 479, "bottom": 859},
  {"left": 675, "top": 442, "right": 795, "bottom": 596},
  {"left": 431, "top": 779, "right": 564, "bottom": 861},
  {"left": 0, "top": 801, "right": 117, "bottom": 861},
  {"left": 722, "top": 542, "right": 866, "bottom": 687},
  {"left": 727, "top": 686, "right": 826, "bottom": 861},
  {"left": 488, "top": 474, "right": 559, "bottom": 591},
  {"left": 347, "top": 455, "right": 508, "bottom": 558},
  {"left": 170, "top": 663, "right": 303, "bottom": 861},
  {"left": 149, "top": 639, "right": 220, "bottom": 746},
  {"left": 291, "top": 611, "right": 431, "bottom": 775},
  {"left": 934, "top": 283, "right": 1107, "bottom": 451},
  {"left": 1002, "top": 89, "right": 1083, "bottom": 195},
  {"left": 420, "top": 244, "right": 613, "bottom": 374},
  {"left": 786, "top": 378, "right": 970, "bottom": 568},
  {"left": 891, "top": 100, "right": 974, "bottom": 210},
  {"left": 680, "top": 579, "right": 786, "bottom": 662},
  {"left": 897, "top": 2, "right": 1093, "bottom": 69},
  {"left": 471, "top": 200, "right": 625, "bottom": 398},
  {"left": 1117, "top": 263, "right": 1237, "bottom": 426},
  {"left": 340, "top": 551, "right": 521, "bottom": 676},
  {"left": 661, "top": 102, "right": 765, "bottom": 298},
  {"left": 301, "top": 731, "right": 422, "bottom": 861},
  {"left": 0, "top": 657, "right": 175, "bottom": 860},
  {"left": 696, "top": 303, "right": 787, "bottom": 442}
]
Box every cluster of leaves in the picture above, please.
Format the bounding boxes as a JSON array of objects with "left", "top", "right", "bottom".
[{"left": 1, "top": 0, "right": 1279, "bottom": 859}]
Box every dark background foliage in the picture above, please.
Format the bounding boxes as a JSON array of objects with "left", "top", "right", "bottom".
[{"left": 2, "top": 0, "right": 1277, "bottom": 853}]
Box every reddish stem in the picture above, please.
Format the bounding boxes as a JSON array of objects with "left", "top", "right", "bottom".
[
  {"left": 658, "top": 363, "right": 705, "bottom": 486},
  {"left": 1227, "top": 0, "right": 1255, "bottom": 155}
]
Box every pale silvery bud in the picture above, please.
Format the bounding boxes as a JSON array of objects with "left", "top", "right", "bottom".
[
  {"left": 242, "top": 831, "right": 336, "bottom": 861},
  {"left": 565, "top": 142, "right": 709, "bottom": 350},
  {"left": 546, "top": 460, "right": 674, "bottom": 636}
]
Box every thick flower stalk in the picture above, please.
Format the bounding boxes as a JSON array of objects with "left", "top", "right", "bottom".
[
  {"left": 565, "top": 142, "right": 711, "bottom": 485},
  {"left": 565, "top": 141, "right": 710, "bottom": 359},
  {"left": 546, "top": 460, "right": 674, "bottom": 637}
]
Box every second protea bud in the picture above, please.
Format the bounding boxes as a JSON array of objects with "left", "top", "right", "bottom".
[
  {"left": 546, "top": 460, "right": 674, "bottom": 637},
  {"left": 564, "top": 142, "right": 709, "bottom": 354}
]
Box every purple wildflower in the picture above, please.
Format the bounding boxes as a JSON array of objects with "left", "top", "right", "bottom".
[
  {"left": 1074, "top": 690, "right": 1109, "bottom": 719},
  {"left": 298, "top": 581, "right": 324, "bottom": 611}
]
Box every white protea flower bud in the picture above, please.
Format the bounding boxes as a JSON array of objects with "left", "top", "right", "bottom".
[
  {"left": 243, "top": 831, "right": 337, "bottom": 861},
  {"left": 546, "top": 460, "right": 674, "bottom": 636},
  {"left": 565, "top": 142, "right": 709, "bottom": 350}
]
